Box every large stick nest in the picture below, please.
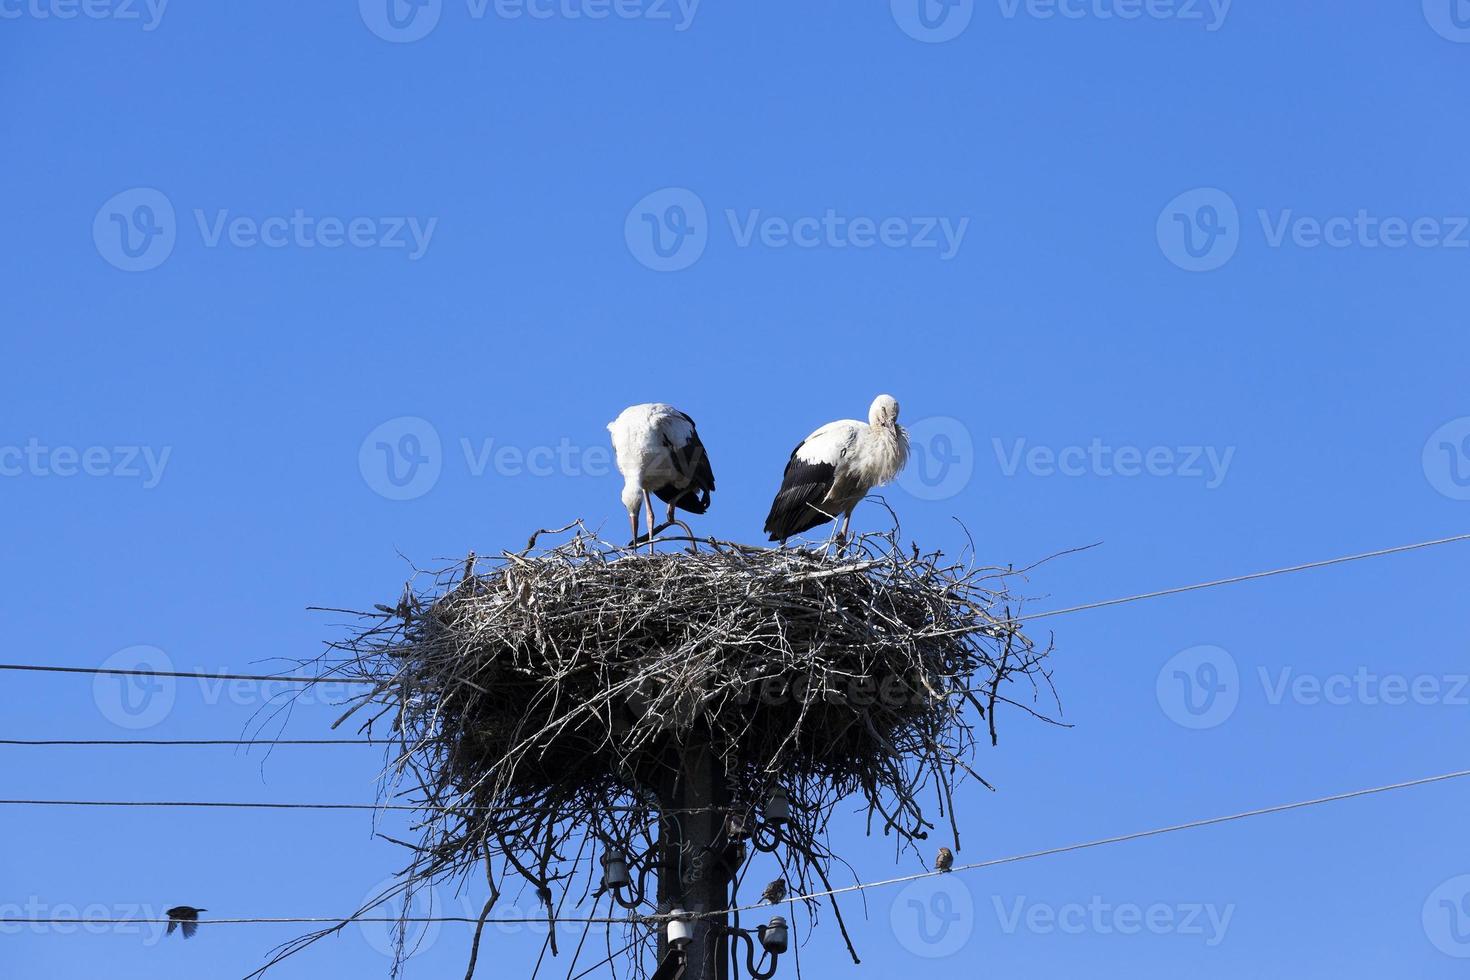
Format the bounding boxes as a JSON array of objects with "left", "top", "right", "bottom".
[{"left": 276, "top": 523, "right": 1060, "bottom": 977}]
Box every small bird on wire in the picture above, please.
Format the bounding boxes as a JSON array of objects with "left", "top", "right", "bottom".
[
  {"left": 165, "top": 905, "right": 207, "bottom": 939},
  {"left": 935, "top": 847, "right": 954, "bottom": 873},
  {"left": 760, "top": 878, "right": 787, "bottom": 904}
]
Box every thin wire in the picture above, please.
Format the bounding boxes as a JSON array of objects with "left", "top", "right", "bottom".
[
  {"left": 3, "top": 768, "right": 1464, "bottom": 929},
  {"left": 0, "top": 799, "right": 443, "bottom": 812},
  {"left": 0, "top": 798, "right": 730, "bottom": 815},
  {"left": 1012, "top": 532, "right": 1470, "bottom": 624},
  {"left": 0, "top": 739, "right": 380, "bottom": 746},
  {"left": 0, "top": 915, "right": 641, "bottom": 926},
  {"left": 714, "top": 767, "right": 1470, "bottom": 916},
  {"left": 0, "top": 663, "right": 379, "bottom": 685}
]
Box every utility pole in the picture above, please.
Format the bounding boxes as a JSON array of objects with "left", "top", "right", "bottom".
[{"left": 656, "top": 739, "right": 731, "bottom": 980}]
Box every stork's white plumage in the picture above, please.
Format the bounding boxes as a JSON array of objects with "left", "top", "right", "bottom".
[
  {"left": 763, "top": 394, "right": 909, "bottom": 544},
  {"left": 608, "top": 403, "right": 716, "bottom": 549}
]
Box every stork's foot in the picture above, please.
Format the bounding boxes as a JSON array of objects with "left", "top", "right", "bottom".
[{"left": 628, "top": 519, "right": 680, "bottom": 549}]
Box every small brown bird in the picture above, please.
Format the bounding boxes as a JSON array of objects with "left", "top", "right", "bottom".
[
  {"left": 935, "top": 847, "right": 954, "bottom": 873},
  {"left": 760, "top": 878, "right": 787, "bottom": 904},
  {"left": 165, "top": 906, "right": 206, "bottom": 939}
]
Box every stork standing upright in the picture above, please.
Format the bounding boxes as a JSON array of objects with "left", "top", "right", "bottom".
[
  {"left": 608, "top": 403, "right": 716, "bottom": 551},
  {"left": 763, "top": 394, "right": 909, "bottom": 545}
]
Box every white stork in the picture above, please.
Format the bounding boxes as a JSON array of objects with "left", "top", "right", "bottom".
[
  {"left": 608, "top": 403, "right": 716, "bottom": 550},
  {"left": 763, "top": 394, "right": 909, "bottom": 544}
]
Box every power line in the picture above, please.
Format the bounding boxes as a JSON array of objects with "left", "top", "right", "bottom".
[
  {"left": 717, "top": 766, "right": 1470, "bottom": 916},
  {"left": 0, "top": 663, "right": 378, "bottom": 686},
  {"left": 0, "top": 797, "right": 728, "bottom": 815},
  {"left": 0, "top": 739, "right": 381, "bottom": 747},
  {"left": 0, "top": 799, "right": 438, "bottom": 812},
  {"left": 1014, "top": 531, "right": 1470, "bottom": 624},
  {"left": 0, "top": 915, "right": 641, "bottom": 926},
  {"left": 3, "top": 767, "right": 1464, "bottom": 930}
]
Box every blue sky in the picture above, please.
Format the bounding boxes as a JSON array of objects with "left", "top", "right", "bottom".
[{"left": 4, "top": 1, "right": 1470, "bottom": 976}]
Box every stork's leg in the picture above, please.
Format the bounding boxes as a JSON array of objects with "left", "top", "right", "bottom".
[
  {"left": 836, "top": 509, "right": 854, "bottom": 550},
  {"left": 643, "top": 491, "right": 657, "bottom": 555}
]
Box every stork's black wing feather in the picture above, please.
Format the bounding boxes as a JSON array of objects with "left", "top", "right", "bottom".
[
  {"left": 654, "top": 413, "right": 716, "bottom": 515},
  {"left": 763, "top": 443, "right": 838, "bottom": 541}
]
